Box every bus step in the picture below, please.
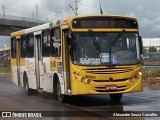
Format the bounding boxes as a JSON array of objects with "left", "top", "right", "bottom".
[{"left": 37, "top": 88, "right": 43, "bottom": 93}]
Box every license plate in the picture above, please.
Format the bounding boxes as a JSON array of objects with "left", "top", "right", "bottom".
[{"left": 106, "top": 85, "right": 117, "bottom": 90}]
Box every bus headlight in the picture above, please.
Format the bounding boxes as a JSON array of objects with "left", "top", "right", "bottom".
[
  {"left": 75, "top": 74, "right": 79, "bottom": 79},
  {"left": 129, "top": 75, "right": 139, "bottom": 82},
  {"left": 134, "top": 75, "right": 139, "bottom": 80},
  {"left": 80, "top": 77, "right": 91, "bottom": 84},
  {"left": 129, "top": 78, "right": 134, "bottom": 82},
  {"left": 87, "top": 79, "right": 91, "bottom": 84},
  {"left": 138, "top": 71, "right": 142, "bottom": 76},
  {"left": 81, "top": 77, "right": 85, "bottom": 82}
]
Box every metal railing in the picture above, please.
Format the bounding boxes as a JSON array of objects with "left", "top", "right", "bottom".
[
  {"left": 0, "top": 14, "right": 49, "bottom": 23},
  {"left": 143, "top": 66, "right": 160, "bottom": 69},
  {"left": 0, "top": 53, "right": 10, "bottom": 66},
  {"left": 143, "top": 52, "right": 160, "bottom": 58}
]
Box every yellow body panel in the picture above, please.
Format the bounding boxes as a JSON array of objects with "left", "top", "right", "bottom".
[
  {"left": 20, "top": 58, "right": 25, "bottom": 66},
  {"left": 11, "top": 30, "right": 24, "bottom": 37},
  {"left": 70, "top": 63, "right": 142, "bottom": 95},
  {"left": 10, "top": 59, "right": 16, "bottom": 81}
]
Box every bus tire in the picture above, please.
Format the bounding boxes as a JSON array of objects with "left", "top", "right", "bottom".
[
  {"left": 57, "top": 80, "right": 66, "bottom": 103},
  {"left": 110, "top": 94, "right": 122, "bottom": 103},
  {"left": 23, "top": 73, "right": 32, "bottom": 96}
]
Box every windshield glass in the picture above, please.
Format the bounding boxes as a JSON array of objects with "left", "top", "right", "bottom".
[{"left": 72, "top": 32, "right": 141, "bottom": 66}]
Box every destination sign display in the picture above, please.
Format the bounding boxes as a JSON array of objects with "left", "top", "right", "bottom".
[{"left": 72, "top": 17, "right": 138, "bottom": 28}]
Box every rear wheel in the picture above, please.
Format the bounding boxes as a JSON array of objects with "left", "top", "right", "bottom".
[
  {"left": 23, "top": 74, "right": 33, "bottom": 95},
  {"left": 57, "top": 80, "right": 66, "bottom": 103},
  {"left": 110, "top": 94, "right": 122, "bottom": 103}
]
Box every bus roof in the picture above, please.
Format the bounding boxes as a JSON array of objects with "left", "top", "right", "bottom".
[
  {"left": 25, "top": 23, "right": 50, "bottom": 33},
  {"left": 68, "top": 14, "right": 138, "bottom": 20},
  {"left": 11, "top": 14, "right": 138, "bottom": 37},
  {"left": 49, "top": 14, "right": 138, "bottom": 28},
  {"left": 11, "top": 23, "right": 50, "bottom": 37}
]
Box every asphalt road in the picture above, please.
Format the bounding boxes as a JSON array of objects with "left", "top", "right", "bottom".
[{"left": 0, "top": 74, "right": 160, "bottom": 120}]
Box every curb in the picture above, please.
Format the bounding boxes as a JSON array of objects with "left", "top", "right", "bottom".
[{"left": 0, "top": 73, "right": 10, "bottom": 75}]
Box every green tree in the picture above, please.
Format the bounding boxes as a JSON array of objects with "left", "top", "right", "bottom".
[
  {"left": 148, "top": 47, "right": 157, "bottom": 52},
  {"left": 143, "top": 48, "right": 147, "bottom": 53}
]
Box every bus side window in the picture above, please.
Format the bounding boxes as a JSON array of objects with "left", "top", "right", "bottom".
[
  {"left": 42, "top": 29, "right": 50, "bottom": 57},
  {"left": 21, "top": 35, "right": 27, "bottom": 58},
  {"left": 27, "top": 33, "right": 34, "bottom": 58},
  {"left": 50, "top": 28, "right": 61, "bottom": 57},
  {"left": 11, "top": 37, "right": 16, "bottom": 58}
]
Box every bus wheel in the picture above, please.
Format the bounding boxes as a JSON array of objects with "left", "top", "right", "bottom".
[
  {"left": 24, "top": 74, "right": 32, "bottom": 96},
  {"left": 110, "top": 94, "right": 122, "bottom": 103},
  {"left": 57, "top": 80, "right": 66, "bottom": 103}
]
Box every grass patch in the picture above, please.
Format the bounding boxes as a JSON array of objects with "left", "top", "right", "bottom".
[
  {"left": 142, "top": 69, "right": 160, "bottom": 80},
  {"left": 0, "top": 66, "right": 11, "bottom": 73}
]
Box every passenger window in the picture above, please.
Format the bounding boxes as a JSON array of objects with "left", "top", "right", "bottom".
[
  {"left": 21, "top": 35, "right": 27, "bottom": 58},
  {"left": 11, "top": 37, "right": 16, "bottom": 58},
  {"left": 27, "top": 34, "right": 34, "bottom": 58},
  {"left": 42, "top": 29, "right": 50, "bottom": 57},
  {"left": 50, "top": 28, "right": 61, "bottom": 57}
]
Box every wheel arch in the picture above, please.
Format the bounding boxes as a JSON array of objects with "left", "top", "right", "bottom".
[{"left": 53, "top": 73, "right": 65, "bottom": 94}]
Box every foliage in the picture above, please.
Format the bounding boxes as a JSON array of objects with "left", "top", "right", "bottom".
[
  {"left": 148, "top": 47, "right": 157, "bottom": 52},
  {"left": 142, "top": 69, "right": 160, "bottom": 80},
  {"left": 143, "top": 48, "right": 147, "bottom": 53},
  {"left": 0, "top": 66, "right": 10, "bottom": 73}
]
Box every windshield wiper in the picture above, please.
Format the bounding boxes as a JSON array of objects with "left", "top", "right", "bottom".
[
  {"left": 88, "top": 30, "right": 101, "bottom": 53},
  {"left": 111, "top": 29, "right": 125, "bottom": 46}
]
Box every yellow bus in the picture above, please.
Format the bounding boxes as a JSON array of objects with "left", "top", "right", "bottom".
[{"left": 11, "top": 15, "right": 143, "bottom": 103}]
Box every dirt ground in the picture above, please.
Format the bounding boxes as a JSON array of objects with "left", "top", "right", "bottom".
[{"left": 143, "top": 77, "right": 160, "bottom": 90}]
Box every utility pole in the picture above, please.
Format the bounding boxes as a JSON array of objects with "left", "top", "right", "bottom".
[
  {"left": 35, "top": 4, "right": 39, "bottom": 25},
  {"left": 69, "top": 0, "right": 78, "bottom": 16},
  {"left": 2, "top": 5, "right": 5, "bottom": 18},
  {"left": 69, "top": 4, "right": 76, "bottom": 16},
  {"left": 75, "top": 0, "right": 78, "bottom": 16},
  {"left": 2, "top": 5, "right": 6, "bottom": 58}
]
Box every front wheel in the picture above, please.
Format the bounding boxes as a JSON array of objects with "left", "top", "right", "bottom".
[
  {"left": 110, "top": 94, "right": 122, "bottom": 103},
  {"left": 57, "top": 80, "right": 66, "bottom": 103}
]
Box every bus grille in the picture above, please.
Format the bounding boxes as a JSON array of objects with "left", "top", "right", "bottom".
[
  {"left": 84, "top": 67, "right": 133, "bottom": 74},
  {"left": 93, "top": 78, "right": 128, "bottom": 82}
]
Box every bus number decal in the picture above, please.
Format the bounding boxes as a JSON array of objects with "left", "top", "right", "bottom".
[{"left": 50, "top": 61, "right": 56, "bottom": 67}]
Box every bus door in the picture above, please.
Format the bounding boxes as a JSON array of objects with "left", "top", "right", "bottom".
[
  {"left": 16, "top": 37, "right": 21, "bottom": 85},
  {"left": 34, "top": 31, "right": 43, "bottom": 89},
  {"left": 61, "top": 26, "right": 71, "bottom": 93}
]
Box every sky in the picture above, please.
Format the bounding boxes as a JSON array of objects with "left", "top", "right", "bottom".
[{"left": 0, "top": 0, "right": 160, "bottom": 47}]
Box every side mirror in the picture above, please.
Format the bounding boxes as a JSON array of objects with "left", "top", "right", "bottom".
[{"left": 139, "top": 36, "right": 143, "bottom": 54}]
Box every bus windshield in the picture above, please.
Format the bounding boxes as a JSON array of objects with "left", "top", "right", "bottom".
[{"left": 72, "top": 32, "right": 141, "bottom": 66}]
